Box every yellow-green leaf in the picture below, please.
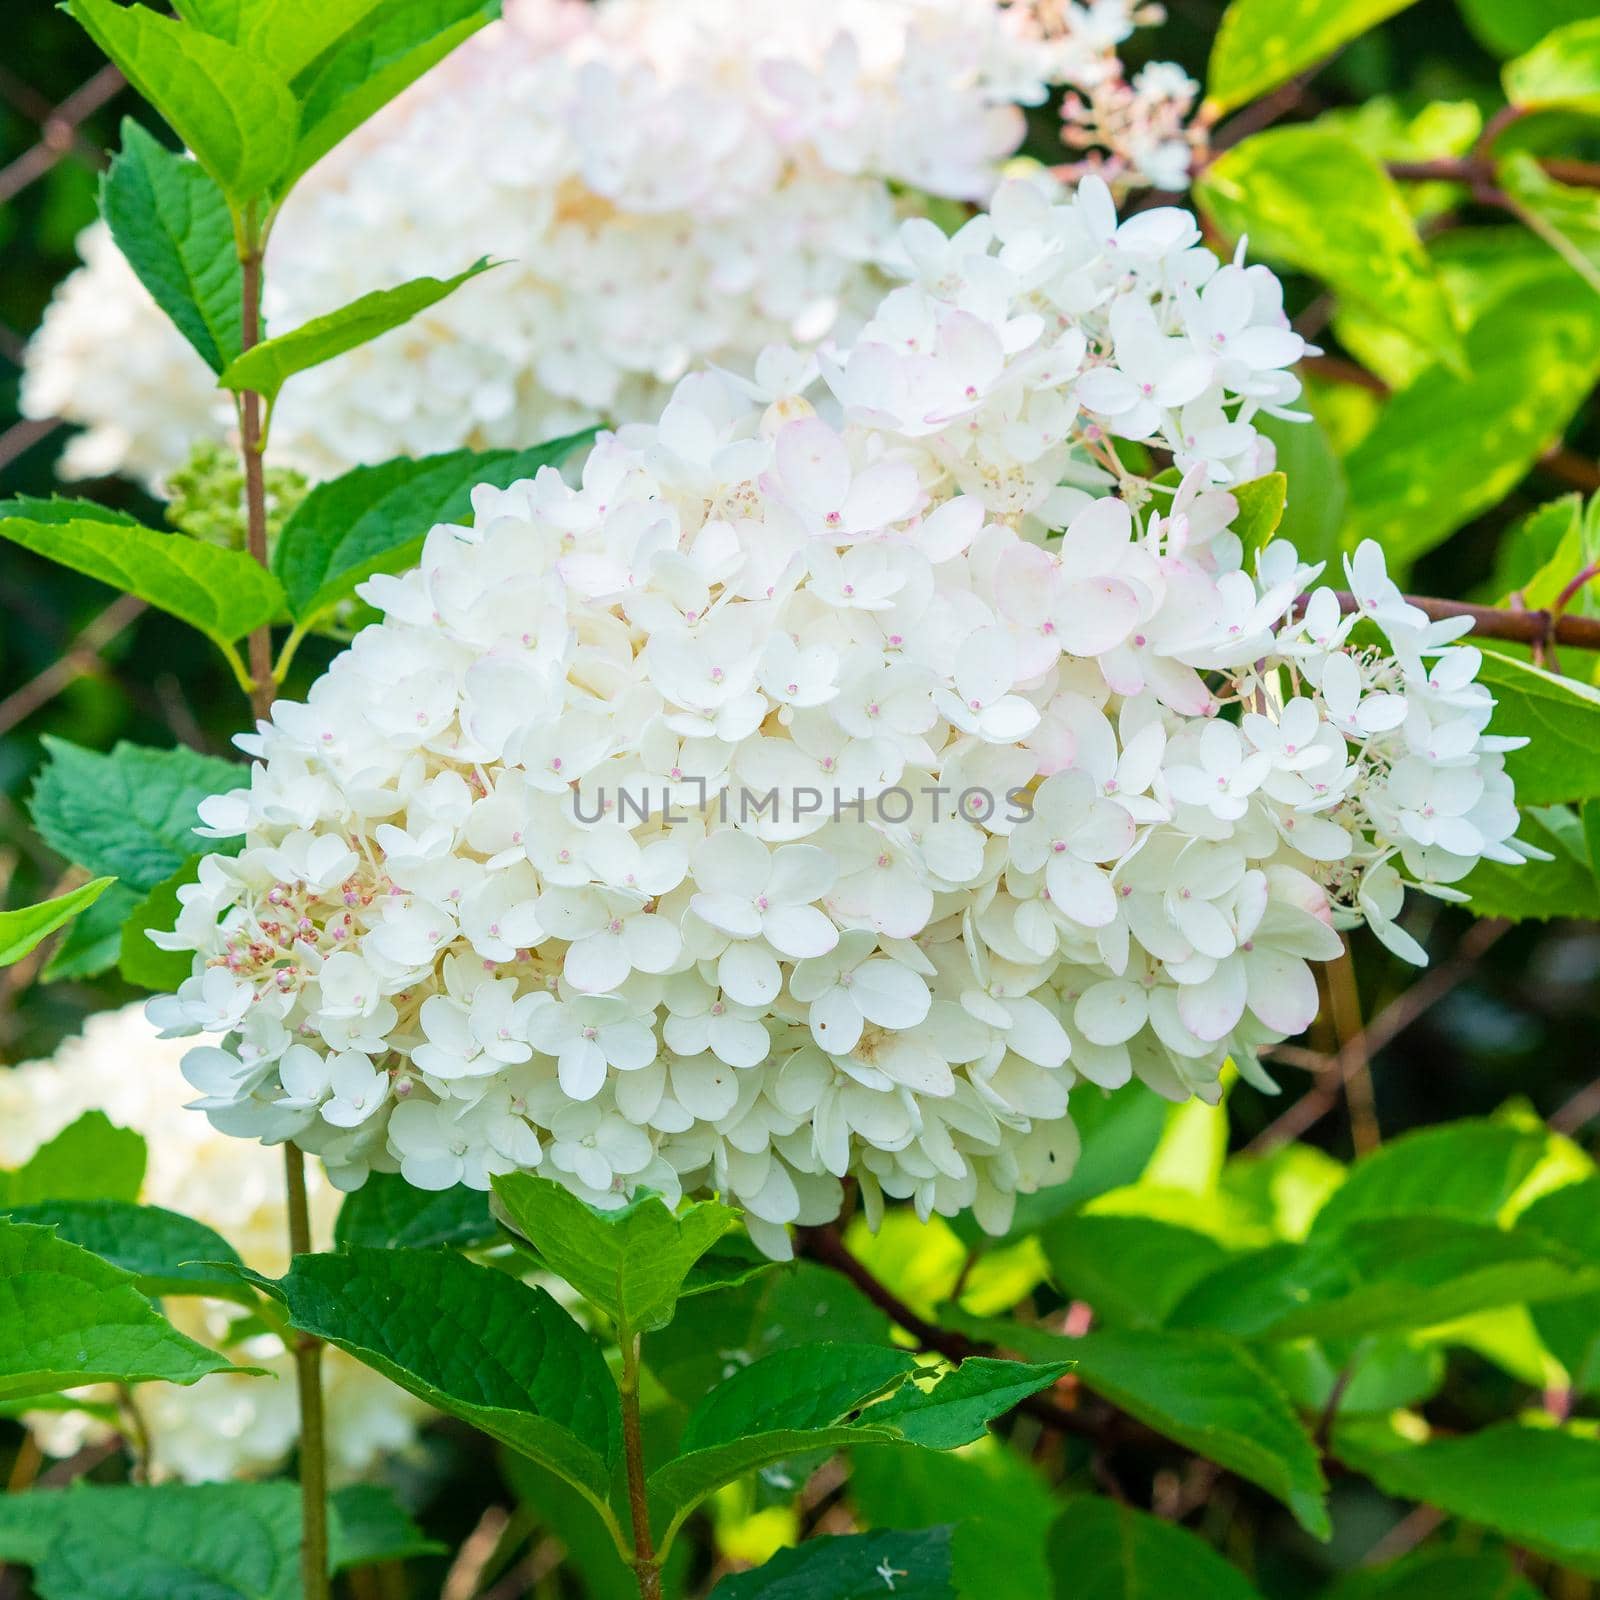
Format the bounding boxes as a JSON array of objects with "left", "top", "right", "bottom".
[
  {"left": 0, "top": 879, "right": 116, "bottom": 969},
  {"left": 1505, "top": 16, "right": 1600, "bottom": 115}
]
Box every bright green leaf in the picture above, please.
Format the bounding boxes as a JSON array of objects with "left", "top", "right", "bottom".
[
  {"left": 0, "top": 1111, "right": 145, "bottom": 1207},
  {"left": 710, "top": 1528, "right": 957, "bottom": 1600},
  {"left": 1474, "top": 651, "right": 1600, "bottom": 807},
  {"left": 334, "top": 1171, "right": 495, "bottom": 1251},
  {"left": 1048, "top": 1497, "right": 1264, "bottom": 1599},
  {"left": 0, "top": 1220, "right": 248, "bottom": 1403},
  {"left": 30, "top": 738, "right": 243, "bottom": 892},
  {"left": 872, "top": 1357, "right": 1071, "bottom": 1450},
  {"left": 1520, "top": 1178, "right": 1600, "bottom": 1393},
  {"left": 218, "top": 259, "right": 497, "bottom": 405},
  {"left": 1197, "top": 128, "right": 1462, "bottom": 371},
  {"left": 0, "top": 878, "right": 116, "bottom": 970},
  {"left": 1505, "top": 17, "right": 1600, "bottom": 114},
  {"left": 99, "top": 119, "right": 242, "bottom": 373},
  {"left": 1205, "top": 0, "right": 1420, "bottom": 115},
  {"left": 494, "top": 1172, "right": 738, "bottom": 1336},
  {"left": 176, "top": 0, "right": 388, "bottom": 81},
  {"left": 1231, "top": 472, "right": 1288, "bottom": 565},
  {"left": 0, "top": 516, "right": 285, "bottom": 657},
  {"left": 272, "top": 1246, "right": 620, "bottom": 1503},
  {"left": 1499, "top": 151, "right": 1600, "bottom": 295},
  {"left": 1042, "top": 1214, "right": 1232, "bottom": 1329},
  {"left": 273, "top": 431, "right": 595, "bottom": 623},
  {"left": 1265, "top": 1334, "right": 1444, "bottom": 1421},
  {"left": 1460, "top": 804, "right": 1600, "bottom": 922},
  {"left": 1261, "top": 409, "right": 1348, "bottom": 566},
  {"left": 66, "top": 0, "right": 299, "bottom": 206},
  {"left": 40, "top": 879, "right": 139, "bottom": 983}
]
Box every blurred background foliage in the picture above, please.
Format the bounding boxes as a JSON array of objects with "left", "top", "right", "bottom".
[{"left": 4, "top": 0, "right": 1600, "bottom": 1596}]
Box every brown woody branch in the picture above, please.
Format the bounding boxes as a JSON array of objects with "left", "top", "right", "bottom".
[
  {"left": 1388, "top": 155, "right": 1600, "bottom": 190},
  {"left": 1318, "top": 591, "right": 1600, "bottom": 654}
]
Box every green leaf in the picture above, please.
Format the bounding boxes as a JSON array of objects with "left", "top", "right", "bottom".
[
  {"left": 1196, "top": 129, "right": 1462, "bottom": 372},
  {"left": 0, "top": 878, "right": 116, "bottom": 969},
  {"left": 1041, "top": 1214, "right": 1232, "bottom": 1329},
  {"left": 1047, "top": 1497, "right": 1264, "bottom": 1599},
  {"left": 0, "top": 516, "right": 285, "bottom": 657},
  {"left": 678, "top": 1343, "right": 916, "bottom": 1455},
  {"left": 0, "top": 494, "right": 136, "bottom": 529},
  {"left": 30, "top": 738, "right": 243, "bottom": 892},
  {"left": 0, "top": 1220, "right": 247, "bottom": 1402},
  {"left": 99, "top": 119, "right": 242, "bottom": 373},
  {"left": 1460, "top": 804, "right": 1600, "bottom": 922},
  {"left": 1168, "top": 1215, "right": 1600, "bottom": 1341},
  {"left": 0, "top": 1111, "right": 146, "bottom": 1206},
  {"left": 1478, "top": 651, "right": 1600, "bottom": 807},
  {"left": 175, "top": 0, "right": 388, "bottom": 81},
  {"left": 872, "top": 1358, "right": 1072, "bottom": 1450},
  {"left": 710, "top": 1528, "right": 957, "bottom": 1600},
  {"left": 952, "top": 1315, "right": 1329, "bottom": 1538},
  {"left": 334, "top": 1171, "right": 495, "bottom": 1251},
  {"left": 41, "top": 881, "right": 140, "bottom": 982},
  {"left": 1310, "top": 1117, "right": 1550, "bottom": 1235},
  {"left": 0, "top": 1481, "right": 303, "bottom": 1599},
  {"left": 1498, "top": 152, "right": 1600, "bottom": 296},
  {"left": 1230, "top": 472, "right": 1288, "bottom": 565},
  {"left": 1205, "top": 0, "right": 1420, "bottom": 115},
  {"left": 1262, "top": 405, "right": 1348, "bottom": 574},
  {"left": 1323, "top": 1547, "right": 1542, "bottom": 1600},
  {"left": 1520, "top": 1178, "right": 1600, "bottom": 1393},
  {"left": 1335, "top": 1419, "right": 1600, "bottom": 1576},
  {"left": 494, "top": 1173, "right": 738, "bottom": 1337},
  {"left": 273, "top": 432, "right": 596, "bottom": 623},
  {"left": 218, "top": 259, "right": 498, "bottom": 405},
  {"left": 1505, "top": 16, "right": 1600, "bottom": 114},
  {"left": 647, "top": 1260, "right": 891, "bottom": 1408},
  {"left": 1264, "top": 1334, "right": 1444, "bottom": 1421},
  {"left": 329, "top": 1482, "right": 446, "bottom": 1572},
  {"left": 118, "top": 855, "right": 204, "bottom": 991},
  {"left": 1341, "top": 274, "right": 1600, "bottom": 567},
  {"left": 66, "top": 0, "right": 299, "bottom": 206},
  {"left": 2, "top": 1200, "right": 247, "bottom": 1301},
  {"left": 284, "top": 0, "right": 501, "bottom": 189},
  {"left": 272, "top": 1246, "right": 620, "bottom": 1503}
]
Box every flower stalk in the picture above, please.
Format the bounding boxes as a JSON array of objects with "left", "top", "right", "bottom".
[{"left": 620, "top": 1333, "right": 662, "bottom": 1600}]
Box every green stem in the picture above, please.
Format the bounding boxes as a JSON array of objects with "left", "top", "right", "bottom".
[{"left": 620, "top": 1334, "right": 662, "bottom": 1600}]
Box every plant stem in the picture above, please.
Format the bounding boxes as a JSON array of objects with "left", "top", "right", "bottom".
[
  {"left": 619, "top": 1334, "right": 661, "bottom": 1600},
  {"left": 237, "top": 217, "right": 331, "bottom": 1600}
]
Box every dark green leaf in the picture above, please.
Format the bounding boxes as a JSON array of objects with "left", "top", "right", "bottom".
[
  {"left": 872, "top": 1357, "right": 1071, "bottom": 1450},
  {"left": 334, "top": 1171, "right": 495, "bottom": 1251},
  {"left": 1048, "top": 1497, "right": 1264, "bottom": 1599},
  {"left": 30, "top": 738, "right": 243, "bottom": 891},
  {"left": 0, "top": 878, "right": 117, "bottom": 969},
  {"left": 0, "top": 1111, "right": 145, "bottom": 1206},
  {"left": 219, "top": 260, "right": 498, "bottom": 405},
  {"left": 329, "top": 1482, "right": 445, "bottom": 1572},
  {"left": 1041, "top": 1214, "right": 1232, "bottom": 1329},
  {"left": 1323, "top": 1547, "right": 1542, "bottom": 1600},
  {"left": 1459, "top": 804, "right": 1600, "bottom": 921},
  {"left": 711, "top": 1528, "right": 957, "bottom": 1600},
  {"left": 118, "top": 856, "right": 204, "bottom": 991},
  {"left": 1477, "top": 650, "right": 1600, "bottom": 807},
  {"left": 274, "top": 432, "right": 596, "bottom": 623},
  {"left": 1257, "top": 411, "right": 1347, "bottom": 568},
  {"left": 99, "top": 119, "right": 242, "bottom": 372}
]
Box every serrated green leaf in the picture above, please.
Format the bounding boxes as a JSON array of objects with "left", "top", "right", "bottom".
[
  {"left": 334, "top": 1171, "right": 495, "bottom": 1251},
  {"left": 1520, "top": 1178, "right": 1600, "bottom": 1394},
  {"left": 272, "top": 1247, "right": 620, "bottom": 1502},
  {"left": 1341, "top": 274, "right": 1600, "bottom": 567},
  {"left": 1478, "top": 652, "right": 1600, "bottom": 807},
  {"left": 1335, "top": 1419, "right": 1600, "bottom": 1575},
  {"left": 1324, "top": 1547, "right": 1542, "bottom": 1600},
  {"left": 950, "top": 1315, "right": 1329, "bottom": 1538},
  {"left": 1168, "top": 1215, "right": 1600, "bottom": 1341},
  {"left": 273, "top": 431, "right": 595, "bottom": 622},
  {"left": 1047, "top": 1497, "right": 1264, "bottom": 1599},
  {"left": 0, "top": 516, "right": 285, "bottom": 656},
  {"left": 0, "top": 1220, "right": 248, "bottom": 1402},
  {"left": 175, "top": 0, "right": 387, "bottom": 81},
  {"left": 711, "top": 1528, "right": 958, "bottom": 1600},
  {"left": 494, "top": 1173, "right": 738, "bottom": 1337},
  {"left": 329, "top": 1482, "right": 446, "bottom": 1572},
  {"left": 99, "top": 119, "right": 242, "bottom": 373},
  {"left": 30, "top": 738, "right": 243, "bottom": 892},
  {"left": 1460, "top": 804, "right": 1600, "bottom": 922},
  {"left": 1196, "top": 129, "right": 1462, "bottom": 373},
  {"left": 66, "top": 0, "right": 299, "bottom": 206},
  {"left": 0, "top": 495, "right": 137, "bottom": 528},
  {"left": 1505, "top": 16, "right": 1600, "bottom": 114},
  {"left": 285, "top": 0, "right": 501, "bottom": 190},
  {"left": 219, "top": 261, "right": 498, "bottom": 405},
  {"left": 118, "top": 855, "right": 204, "bottom": 992},
  {"left": 1041, "top": 1214, "right": 1233, "bottom": 1329},
  {"left": 872, "top": 1357, "right": 1071, "bottom": 1450},
  {"left": 0, "top": 878, "right": 116, "bottom": 969},
  {"left": 1205, "top": 0, "right": 1420, "bottom": 115},
  {"left": 2, "top": 1200, "right": 247, "bottom": 1302},
  {"left": 677, "top": 1344, "right": 917, "bottom": 1456},
  {"left": 1311, "top": 1118, "right": 1550, "bottom": 1234},
  {"left": 1, "top": 1111, "right": 145, "bottom": 1207}
]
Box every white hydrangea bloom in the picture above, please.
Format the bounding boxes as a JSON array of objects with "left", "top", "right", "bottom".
[
  {"left": 151, "top": 181, "right": 1530, "bottom": 1257},
  {"left": 0, "top": 1006, "right": 429, "bottom": 1483},
  {"left": 22, "top": 0, "right": 1171, "bottom": 491}
]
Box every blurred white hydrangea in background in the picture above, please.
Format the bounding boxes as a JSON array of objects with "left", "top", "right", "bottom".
[
  {"left": 149, "top": 177, "right": 1531, "bottom": 1258},
  {"left": 0, "top": 1005, "right": 429, "bottom": 1483},
  {"left": 21, "top": 0, "right": 1191, "bottom": 489}
]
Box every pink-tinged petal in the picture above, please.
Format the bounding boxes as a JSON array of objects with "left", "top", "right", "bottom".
[
  {"left": 776, "top": 417, "right": 851, "bottom": 515},
  {"left": 843, "top": 461, "right": 921, "bottom": 533},
  {"left": 1243, "top": 947, "right": 1319, "bottom": 1033}
]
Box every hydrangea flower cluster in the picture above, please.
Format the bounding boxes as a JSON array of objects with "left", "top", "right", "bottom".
[
  {"left": 23, "top": 0, "right": 1182, "bottom": 489},
  {"left": 0, "top": 1007, "right": 428, "bottom": 1483},
  {"left": 150, "top": 179, "right": 1529, "bottom": 1255}
]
